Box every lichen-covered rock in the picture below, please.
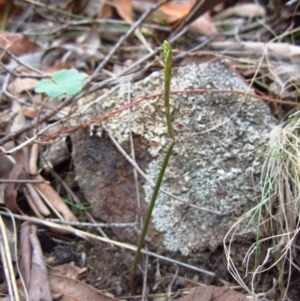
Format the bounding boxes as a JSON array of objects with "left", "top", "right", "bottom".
[{"left": 72, "top": 62, "right": 277, "bottom": 255}]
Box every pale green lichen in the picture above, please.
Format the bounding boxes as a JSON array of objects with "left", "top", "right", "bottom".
[{"left": 88, "top": 62, "right": 276, "bottom": 255}]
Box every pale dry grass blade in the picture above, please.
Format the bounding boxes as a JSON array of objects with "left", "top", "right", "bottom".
[
  {"left": 225, "top": 111, "right": 300, "bottom": 298},
  {"left": 0, "top": 215, "right": 20, "bottom": 301}
]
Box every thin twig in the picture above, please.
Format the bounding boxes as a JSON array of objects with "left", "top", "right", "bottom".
[
  {"left": 105, "top": 126, "right": 231, "bottom": 216},
  {"left": 0, "top": 1, "right": 167, "bottom": 146},
  {"left": 0, "top": 210, "right": 216, "bottom": 277},
  {"left": 0, "top": 179, "right": 44, "bottom": 184},
  {"left": 141, "top": 248, "right": 149, "bottom": 301},
  {"left": 45, "top": 219, "right": 137, "bottom": 228},
  {"left": 87, "top": 0, "right": 169, "bottom": 84},
  {"left": 126, "top": 83, "right": 143, "bottom": 230},
  {"left": 2, "top": 87, "right": 295, "bottom": 155},
  {"left": 167, "top": 266, "right": 179, "bottom": 300},
  {"left": 0, "top": 46, "right": 44, "bottom": 75}
]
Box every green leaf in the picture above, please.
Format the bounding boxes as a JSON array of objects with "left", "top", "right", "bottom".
[
  {"left": 163, "top": 40, "right": 170, "bottom": 63},
  {"left": 35, "top": 69, "right": 88, "bottom": 99}
]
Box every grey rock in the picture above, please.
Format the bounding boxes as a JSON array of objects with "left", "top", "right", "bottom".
[{"left": 72, "top": 62, "right": 277, "bottom": 255}]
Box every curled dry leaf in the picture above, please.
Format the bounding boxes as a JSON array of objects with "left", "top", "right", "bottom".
[
  {"left": 8, "top": 78, "right": 38, "bottom": 95},
  {"left": 22, "top": 107, "right": 37, "bottom": 119},
  {"left": 4, "top": 148, "right": 24, "bottom": 213},
  {"left": 29, "top": 225, "right": 52, "bottom": 301},
  {"left": 33, "top": 174, "right": 77, "bottom": 222},
  {"left": 9, "top": 100, "right": 26, "bottom": 136},
  {"left": 171, "top": 0, "right": 225, "bottom": 33},
  {"left": 19, "top": 221, "right": 32, "bottom": 289},
  {"left": 113, "top": 0, "right": 133, "bottom": 23},
  {"left": 0, "top": 30, "right": 40, "bottom": 56},
  {"left": 27, "top": 144, "right": 76, "bottom": 220},
  {"left": 49, "top": 273, "right": 121, "bottom": 301},
  {"left": 189, "top": 12, "right": 219, "bottom": 37},
  {"left": 24, "top": 183, "right": 50, "bottom": 217},
  {"left": 157, "top": 2, "right": 194, "bottom": 24},
  {"left": 22, "top": 186, "right": 45, "bottom": 218},
  {"left": 98, "top": 1, "right": 114, "bottom": 19}
]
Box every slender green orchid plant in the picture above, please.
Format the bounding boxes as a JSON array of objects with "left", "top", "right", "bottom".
[{"left": 130, "top": 41, "right": 175, "bottom": 295}]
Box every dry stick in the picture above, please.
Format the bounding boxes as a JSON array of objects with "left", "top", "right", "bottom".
[
  {"left": 0, "top": 24, "right": 219, "bottom": 148},
  {"left": 0, "top": 179, "right": 44, "bottom": 183},
  {"left": 126, "top": 83, "right": 143, "bottom": 230},
  {"left": 87, "top": 0, "right": 169, "bottom": 84},
  {"left": 0, "top": 215, "right": 19, "bottom": 301},
  {"left": 141, "top": 251, "right": 149, "bottom": 301},
  {"left": 45, "top": 219, "right": 137, "bottom": 228},
  {"left": 2, "top": 88, "right": 297, "bottom": 157},
  {"left": 0, "top": 210, "right": 216, "bottom": 277},
  {"left": 0, "top": 46, "right": 44, "bottom": 75},
  {"left": 126, "top": 75, "right": 150, "bottom": 299},
  {"left": 130, "top": 41, "right": 175, "bottom": 295},
  {"left": 0, "top": 0, "right": 167, "bottom": 146},
  {"left": 1, "top": 73, "right": 18, "bottom": 101},
  {"left": 37, "top": 87, "right": 300, "bottom": 138},
  {"left": 170, "top": 0, "right": 225, "bottom": 39},
  {"left": 167, "top": 266, "right": 179, "bottom": 298}
]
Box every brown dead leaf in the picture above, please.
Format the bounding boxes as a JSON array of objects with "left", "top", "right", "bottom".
[
  {"left": 113, "top": 0, "right": 132, "bottom": 23},
  {"left": 29, "top": 225, "right": 52, "bottom": 301},
  {"left": 33, "top": 174, "right": 77, "bottom": 222},
  {"left": 157, "top": 2, "right": 194, "bottom": 24},
  {"left": 19, "top": 222, "right": 32, "bottom": 289},
  {"left": 9, "top": 99, "right": 26, "bottom": 134},
  {"left": 8, "top": 77, "right": 38, "bottom": 95},
  {"left": 178, "top": 286, "right": 247, "bottom": 301},
  {"left": 66, "top": 0, "right": 103, "bottom": 18},
  {"left": 4, "top": 148, "right": 24, "bottom": 213},
  {"left": 22, "top": 107, "right": 37, "bottom": 119},
  {"left": 189, "top": 12, "right": 219, "bottom": 37},
  {"left": 98, "top": 1, "right": 114, "bottom": 19},
  {"left": 171, "top": 0, "right": 225, "bottom": 34},
  {"left": 0, "top": 31, "right": 40, "bottom": 56},
  {"left": 49, "top": 273, "right": 121, "bottom": 301}
]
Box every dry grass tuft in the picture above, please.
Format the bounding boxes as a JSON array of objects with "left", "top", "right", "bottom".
[{"left": 225, "top": 111, "right": 300, "bottom": 299}]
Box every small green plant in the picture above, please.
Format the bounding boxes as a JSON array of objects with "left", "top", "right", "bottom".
[
  {"left": 62, "top": 198, "right": 91, "bottom": 211},
  {"left": 130, "top": 41, "right": 175, "bottom": 295},
  {"left": 35, "top": 69, "right": 88, "bottom": 99}
]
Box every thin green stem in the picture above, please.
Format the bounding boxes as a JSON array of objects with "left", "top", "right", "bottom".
[
  {"left": 163, "top": 41, "right": 175, "bottom": 141},
  {"left": 1, "top": 3, "right": 10, "bottom": 30},
  {"left": 130, "top": 41, "right": 175, "bottom": 295}
]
